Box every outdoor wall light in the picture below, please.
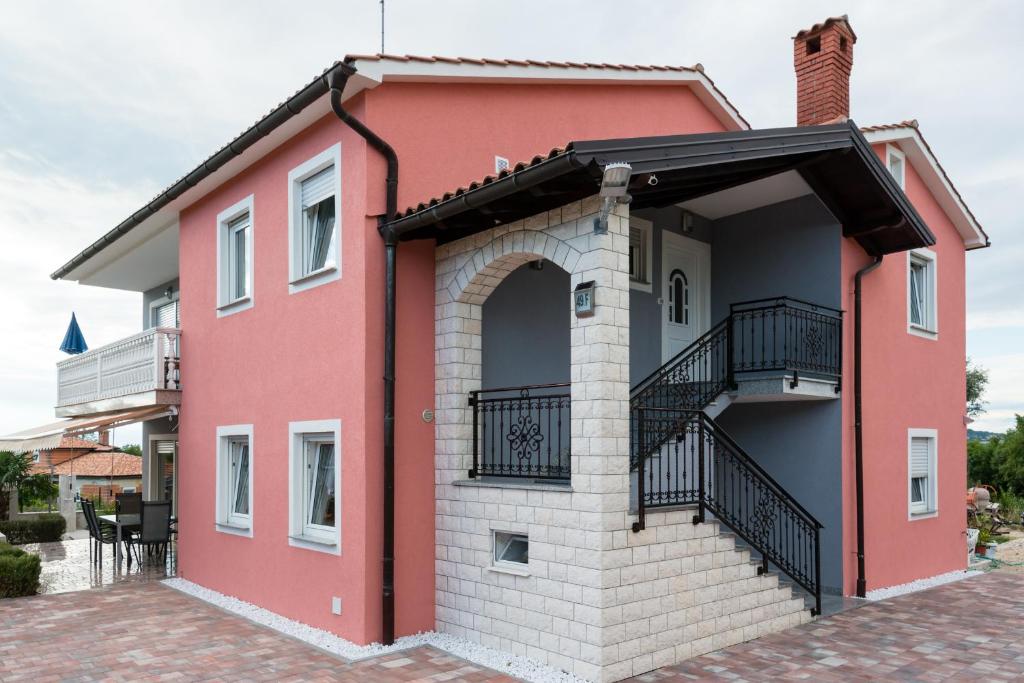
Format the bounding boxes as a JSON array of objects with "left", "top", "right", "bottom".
[{"left": 594, "top": 162, "right": 633, "bottom": 234}]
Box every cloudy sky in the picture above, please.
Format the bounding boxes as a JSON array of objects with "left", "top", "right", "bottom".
[{"left": 0, "top": 0, "right": 1020, "bottom": 445}]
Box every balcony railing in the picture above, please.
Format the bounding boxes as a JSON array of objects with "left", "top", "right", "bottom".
[
  {"left": 469, "top": 383, "right": 571, "bottom": 481},
  {"left": 56, "top": 327, "right": 181, "bottom": 409}
]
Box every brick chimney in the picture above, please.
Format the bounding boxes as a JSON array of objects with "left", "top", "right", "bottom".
[
  {"left": 794, "top": 16, "right": 857, "bottom": 126},
  {"left": 98, "top": 430, "right": 110, "bottom": 446}
]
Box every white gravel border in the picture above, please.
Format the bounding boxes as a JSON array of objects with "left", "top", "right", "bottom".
[
  {"left": 864, "top": 568, "right": 981, "bottom": 601},
  {"left": 163, "top": 578, "right": 587, "bottom": 683}
]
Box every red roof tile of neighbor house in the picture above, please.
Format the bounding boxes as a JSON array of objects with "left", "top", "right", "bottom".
[
  {"left": 45, "top": 452, "right": 142, "bottom": 478},
  {"left": 55, "top": 436, "right": 114, "bottom": 451}
]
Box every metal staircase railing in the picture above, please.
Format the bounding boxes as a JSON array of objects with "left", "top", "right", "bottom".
[{"left": 629, "top": 297, "right": 838, "bottom": 616}]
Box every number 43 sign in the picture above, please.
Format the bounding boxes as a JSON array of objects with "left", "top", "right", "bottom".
[{"left": 574, "top": 281, "right": 595, "bottom": 318}]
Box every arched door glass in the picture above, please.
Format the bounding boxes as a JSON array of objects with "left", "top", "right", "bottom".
[{"left": 668, "top": 268, "right": 689, "bottom": 325}]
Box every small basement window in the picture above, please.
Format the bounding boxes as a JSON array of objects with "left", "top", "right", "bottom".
[{"left": 494, "top": 531, "right": 528, "bottom": 566}]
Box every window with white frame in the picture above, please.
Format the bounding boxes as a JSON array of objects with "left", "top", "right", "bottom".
[
  {"left": 629, "top": 218, "right": 653, "bottom": 291},
  {"left": 493, "top": 531, "right": 528, "bottom": 567},
  {"left": 288, "top": 419, "right": 341, "bottom": 552},
  {"left": 288, "top": 145, "right": 341, "bottom": 293},
  {"left": 215, "top": 424, "right": 253, "bottom": 535},
  {"left": 908, "top": 248, "right": 937, "bottom": 337},
  {"left": 216, "top": 195, "right": 254, "bottom": 316},
  {"left": 908, "top": 429, "right": 937, "bottom": 517},
  {"left": 887, "top": 144, "right": 906, "bottom": 189}
]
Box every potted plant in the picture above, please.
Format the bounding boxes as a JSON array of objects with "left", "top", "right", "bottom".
[{"left": 976, "top": 528, "right": 998, "bottom": 558}]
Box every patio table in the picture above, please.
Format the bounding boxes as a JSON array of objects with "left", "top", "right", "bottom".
[{"left": 99, "top": 514, "right": 139, "bottom": 570}]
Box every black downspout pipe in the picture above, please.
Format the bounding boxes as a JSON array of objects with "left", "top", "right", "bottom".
[
  {"left": 329, "top": 65, "right": 400, "bottom": 645},
  {"left": 854, "top": 254, "right": 883, "bottom": 598}
]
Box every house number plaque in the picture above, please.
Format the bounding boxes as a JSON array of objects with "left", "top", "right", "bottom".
[{"left": 574, "top": 281, "right": 596, "bottom": 318}]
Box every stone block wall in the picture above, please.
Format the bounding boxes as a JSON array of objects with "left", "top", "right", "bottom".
[{"left": 434, "top": 198, "right": 811, "bottom": 682}]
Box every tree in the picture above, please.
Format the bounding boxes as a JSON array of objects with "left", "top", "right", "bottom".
[
  {"left": 0, "top": 451, "right": 56, "bottom": 518},
  {"left": 967, "top": 416, "right": 1024, "bottom": 494},
  {"left": 967, "top": 358, "right": 989, "bottom": 417},
  {"left": 120, "top": 444, "right": 143, "bottom": 457}
]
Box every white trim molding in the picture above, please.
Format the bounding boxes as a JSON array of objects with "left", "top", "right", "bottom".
[
  {"left": 907, "top": 247, "right": 938, "bottom": 340},
  {"left": 908, "top": 428, "right": 938, "bottom": 520},
  {"left": 216, "top": 195, "right": 255, "bottom": 317},
  {"left": 886, "top": 144, "right": 906, "bottom": 190},
  {"left": 287, "top": 419, "right": 342, "bottom": 554},
  {"left": 215, "top": 424, "right": 254, "bottom": 537},
  {"left": 287, "top": 144, "right": 342, "bottom": 294}
]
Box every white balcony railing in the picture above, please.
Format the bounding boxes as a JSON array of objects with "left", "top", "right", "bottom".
[{"left": 56, "top": 327, "right": 181, "bottom": 409}]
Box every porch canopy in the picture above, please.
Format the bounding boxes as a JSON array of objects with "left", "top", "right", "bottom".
[
  {"left": 385, "top": 120, "right": 934, "bottom": 256},
  {"left": 0, "top": 406, "right": 172, "bottom": 453}
]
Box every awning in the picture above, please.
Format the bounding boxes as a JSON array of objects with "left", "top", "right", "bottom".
[
  {"left": 386, "top": 120, "right": 934, "bottom": 256},
  {"left": 0, "top": 406, "right": 172, "bottom": 453}
]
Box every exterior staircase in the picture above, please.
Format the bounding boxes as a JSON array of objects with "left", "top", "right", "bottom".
[{"left": 630, "top": 297, "right": 843, "bottom": 616}]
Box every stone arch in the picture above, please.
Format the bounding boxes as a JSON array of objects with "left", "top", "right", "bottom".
[{"left": 444, "top": 229, "right": 583, "bottom": 305}]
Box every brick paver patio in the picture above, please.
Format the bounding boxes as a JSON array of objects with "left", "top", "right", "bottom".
[{"left": 1, "top": 570, "right": 1021, "bottom": 681}]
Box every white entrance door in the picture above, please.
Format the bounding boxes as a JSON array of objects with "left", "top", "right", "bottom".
[{"left": 661, "top": 232, "right": 711, "bottom": 363}]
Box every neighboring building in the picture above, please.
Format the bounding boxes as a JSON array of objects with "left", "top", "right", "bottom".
[
  {"left": 46, "top": 16, "right": 987, "bottom": 682},
  {"left": 29, "top": 434, "right": 114, "bottom": 472},
  {"left": 29, "top": 435, "right": 144, "bottom": 502}
]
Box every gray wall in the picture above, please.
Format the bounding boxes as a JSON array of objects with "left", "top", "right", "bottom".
[
  {"left": 141, "top": 277, "right": 179, "bottom": 500},
  {"left": 715, "top": 401, "right": 843, "bottom": 594},
  {"left": 710, "top": 195, "right": 841, "bottom": 319},
  {"left": 482, "top": 263, "right": 570, "bottom": 389},
  {"left": 142, "top": 278, "right": 179, "bottom": 328},
  {"left": 629, "top": 207, "right": 712, "bottom": 386}
]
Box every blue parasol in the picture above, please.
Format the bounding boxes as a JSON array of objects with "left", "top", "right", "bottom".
[{"left": 59, "top": 312, "right": 88, "bottom": 354}]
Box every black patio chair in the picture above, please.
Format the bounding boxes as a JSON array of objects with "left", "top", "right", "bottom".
[
  {"left": 81, "top": 499, "right": 132, "bottom": 567},
  {"left": 127, "top": 500, "right": 172, "bottom": 565},
  {"left": 115, "top": 492, "right": 142, "bottom": 517}
]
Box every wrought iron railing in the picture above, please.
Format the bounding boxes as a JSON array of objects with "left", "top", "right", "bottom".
[
  {"left": 632, "top": 409, "right": 823, "bottom": 616},
  {"left": 469, "top": 383, "right": 571, "bottom": 481},
  {"left": 730, "top": 297, "right": 843, "bottom": 388},
  {"left": 56, "top": 327, "right": 181, "bottom": 408},
  {"left": 629, "top": 297, "right": 839, "bottom": 616}
]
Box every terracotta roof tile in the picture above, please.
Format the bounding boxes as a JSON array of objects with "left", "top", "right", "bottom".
[
  {"left": 33, "top": 452, "right": 142, "bottom": 478},
  {"left": 794, "top": 15, "right": 857, "bottom": 41}
]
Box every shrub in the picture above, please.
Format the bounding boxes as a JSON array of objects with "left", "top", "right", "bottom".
[
  {"left": 0, "top": 542, "right": 41, "bottom": 597},
  {"left": 0, "top": 514, "right": 67, "bottom": 544}
]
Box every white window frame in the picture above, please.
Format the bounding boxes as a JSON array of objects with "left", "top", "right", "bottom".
[
  {"left": 886, "top": 144, "right": 906, "bottom": 190},
  {"left": 907, "top": 247, "right": 938, "bottom": 339},
  {"left": 215, "top": 424, "right": 254, "bottom": 537},
  {"left": 628, "top": 217, "right": 654, "bottom": 293},
  {"left": 908, "top": 428, "right": 938, "bottom": 519},
  {"left": 288, "top": 144, "right": 342, "bottom": 294},
  {"left": 216, "top": 195, "right": 255, "bottom": 317},
  {"left": 288, "top": 419, "right": 342, "bottom": 554}
]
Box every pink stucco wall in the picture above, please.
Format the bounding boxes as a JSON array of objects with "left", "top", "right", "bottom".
[
  {"left": 840, "top": 144, "right": 968, "bottom": 594},
  {"left": 175, "top": 79, "right": 730, "bottom": 644}
]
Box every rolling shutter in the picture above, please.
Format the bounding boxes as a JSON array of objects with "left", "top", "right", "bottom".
[
  {"left": 153, "top": 301, "right": 178, "bottom": 328},
  {"left": 301, "top": 167, "right": 335, "bottom": 208},
  {"left": 910, "top": 437, "right": 931, "bottom": 478}
]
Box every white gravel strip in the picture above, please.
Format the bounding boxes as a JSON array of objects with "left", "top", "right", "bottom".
[
  {"left": 864, "top": 568, "right": 981, "bottom": 601},
  {"left": 163, "top": 578, "right": 587, "bottom": 683}
]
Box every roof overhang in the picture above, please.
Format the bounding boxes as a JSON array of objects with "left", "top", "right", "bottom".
[
  {"left": 861, "top": 125, "right": 988, "bottom": 250},
  {"left": 53, "top": 55, "right": 748, "bottom": 291},
  {"left": 387, "top": 121, "right": 935, "bottom": 256},
  {"left": 0, "top": 406, "right": 172, "bottom": 453}
]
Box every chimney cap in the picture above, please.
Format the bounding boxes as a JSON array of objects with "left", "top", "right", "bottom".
[{"left": 794, "top": 15, "right": 857, "bottom": 42}]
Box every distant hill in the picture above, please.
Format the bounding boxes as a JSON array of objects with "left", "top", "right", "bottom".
[{"left": 968, "top": 429, "right": 998, "bottom": 442}]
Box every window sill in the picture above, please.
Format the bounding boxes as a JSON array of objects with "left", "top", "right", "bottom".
[
  {"left": 216, "top": 296, "right": 253, "bottom": 318},
  {"left": 629, "top": 279, "right": 652, "bottom": 294},
  {"left": 488, "top": 564, "right": 530, "bottom": 578},
  {"left": 215, "top": 522, "right": 252, "bottom": 537},
  {"left": 454, "top": 478, "right": 572, "bottom": 493},
  {"left": 907, "top": 324, "right": 938, "bottom": 340},
  {"left": 288, "top": 533, "right": 340, "bottom": 555},
  {"left": 909, "top": 510, "right": 938, "bottom": 521},
  {"left": 289, "top": 264, "right": 340, "bottom": 294}
]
